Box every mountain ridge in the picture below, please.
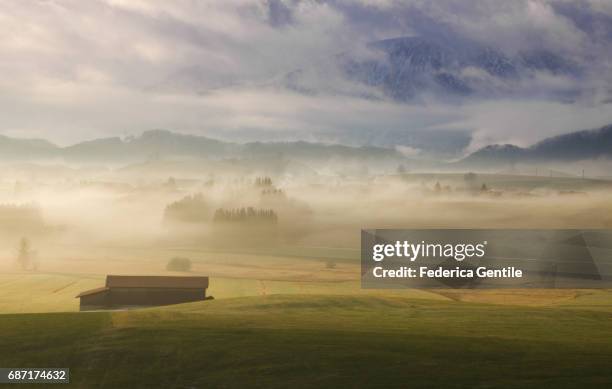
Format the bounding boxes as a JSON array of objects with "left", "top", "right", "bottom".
[
  {"left": 0, "top": 129, "right": 404, "bottom": 164},
  {"left": 2, "top": 124, "right": 612, "bottom": 167},
  {"left": 460, "top": 124, "right": 612, "bottom": 167}
]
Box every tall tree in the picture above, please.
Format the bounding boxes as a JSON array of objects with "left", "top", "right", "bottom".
[{"left": 17, "top": 237, "right": 31, "bottom": 270}]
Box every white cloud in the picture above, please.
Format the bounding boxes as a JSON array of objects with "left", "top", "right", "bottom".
[
  {"left": 459, "top": 99, "right": 612, "bottom": 151},
  {"left": 0, "top": 0, "right": 610, "bottom": 154}
]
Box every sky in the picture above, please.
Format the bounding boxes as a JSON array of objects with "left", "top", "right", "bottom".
[{"left": 1, "top": 0, "right": 612, "bottom": 155}]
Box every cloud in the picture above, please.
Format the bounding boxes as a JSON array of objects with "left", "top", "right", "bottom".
[
  {"left": 0, "top": 0, "right": 611, "bottom": 155},
  {"left": 457, "top": 99, "right": 612, "bottom": 152}
]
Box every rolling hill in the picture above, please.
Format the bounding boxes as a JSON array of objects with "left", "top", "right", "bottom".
[
  {"left": 2, "top": 123, "right": 612, "bottom": 169},
  {"left": 0, "top": 129, "right": 405, "bottom": 165},
  {"left": 1, "top": 294, "right": 612, "bottom": 388},
  {"left": 460, "top": 124, "right": 612, "bottom": 167}
]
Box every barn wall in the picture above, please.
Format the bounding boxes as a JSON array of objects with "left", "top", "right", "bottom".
[
  {"left": 80, "top": 290, "right": 109, "bottom": 311},
  {"left": 108, "top": 288, "right": 206, "bottom": 307}
]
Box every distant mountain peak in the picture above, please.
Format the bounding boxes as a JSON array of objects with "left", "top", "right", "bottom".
[{"left": 338, "top": 34, "right": 582, "bottom": 101}]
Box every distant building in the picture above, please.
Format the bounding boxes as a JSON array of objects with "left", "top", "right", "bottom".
[{"left": 76, "top": 275, "right": 209, "bottom": 311}]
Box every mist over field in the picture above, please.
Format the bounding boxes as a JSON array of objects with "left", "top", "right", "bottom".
[{"left": 1, "top": 160, "right": 611, "bottom": 276}]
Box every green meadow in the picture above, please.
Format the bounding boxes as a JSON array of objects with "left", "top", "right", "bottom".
[
  {"left": 1, "top": 263, "right": 612, "bottom": 388},
  {"left": 1, "top": 293, "right": 612, "bottom": 388}
]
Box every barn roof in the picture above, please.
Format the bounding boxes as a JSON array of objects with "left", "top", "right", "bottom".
[
  {"left": 75, "top": 286, "right": 109, "bottom": 298},
  {"left": 105, "top": 275, "right": 209, "bottom": 289}
]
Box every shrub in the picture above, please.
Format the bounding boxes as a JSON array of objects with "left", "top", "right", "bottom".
[{"left": 166, "top": 257, "right": 192, "bottom": 272}]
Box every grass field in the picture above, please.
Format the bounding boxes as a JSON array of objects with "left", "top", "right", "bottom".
[
  {"left": 1, "top": 263, "right": 612, "bottom": 388},
  {"left": 2, "top": 243, "right": 612, "bottom": 388},
  {"left": 0, "top": 270, "right": 446, "bottom": 314},
  {"left": 1, "top": 294, "right": 612, "bottom": 388},
  {"left": 0, "top": 245, "right": 364, "bottom": 314}
]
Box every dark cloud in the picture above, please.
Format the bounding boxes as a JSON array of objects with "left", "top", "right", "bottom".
[{"left": 266, "top": 0, "right": 295, "bottom": 27}]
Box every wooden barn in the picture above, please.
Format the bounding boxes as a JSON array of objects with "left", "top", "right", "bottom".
[{"left": 76, "top": 275, "right": 209, "bottom": 311}]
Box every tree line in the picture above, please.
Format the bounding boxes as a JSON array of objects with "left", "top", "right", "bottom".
[
  {"left": 164, "top": 193, "right": 209, "bottom": 223},
  {"left": 254, "top": 177, "right": 273, "bottom": 187},
  {"left": 213, "top": 207, "right": 278, "bottom": 224}
]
